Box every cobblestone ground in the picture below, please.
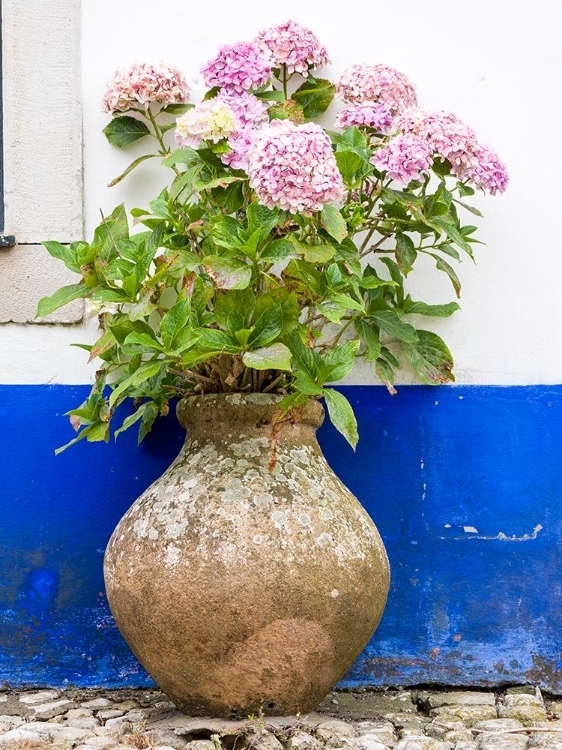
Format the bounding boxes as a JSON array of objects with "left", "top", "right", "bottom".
[{"left": 2, "top": 685, "right": 562, "bottom": 750}]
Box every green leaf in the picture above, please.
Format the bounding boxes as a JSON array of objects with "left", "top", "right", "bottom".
[
  {"left": 338, "top": 126, "right": 367, "bottom": 150},
  {"left": 197, "top": 328, "right": 240, "bottom": 353},
  {"left": 107, "top": 154, "right": 158, "bottom": 187},
  {"left": 55, "top": 425, "right": 94, "bottom": 455},
  {"left": 430, "top": 215, "right": 474, "bottom": 257},
  {"left": 395, "top": 234, "right": 417, "bottom": 276},
  {"left": 42, "top": 240, "right": 82, "bottom": 273},
  {"left": 292, "top": 77, "right": 336, "bottom": 118},
  {"left": 371, "top": 310, "right": 418, "bottom": 343},
  {"left": 322, "top": 388, "right": 358, "bottom": 450},
  {"left": 335, "top": 149, "right": 363, "bottom": 184},
  {"left": 254, "top": 89, "right": 286, "bottom": 103},
  {"left": 214, "top": 288, "right": 255, "bottom": 329},
  {"left": 114, "top": 404, "right": 149, "bottom": 439},
  {"left": 375, "top": 357, "right": 397, "bottom": 394},
  {"left": 259, "top": 239, "right": 295, "bottom": 263},
  {"left": 319, "top": 205, "right": 348, "bottom": 243},
  {"left": 243, "top": 343, "right": 292, "bottom": 371},
  {"left": 285, "top": 330, "right": 319, "bottom": 377},
  {"left": 163, "top": 147, "right": 199, "bottom": 167},
  {"left": 293, "top": 370, "right": 324, "bottom": 395},
  {"left": 109, "top": 360, "right": 164, "bottom": 408},
  {"left": 88, "top": 330, "right": 118, "bottom": 362},
  {"left": 405, "top": 301, "right": 461, "bottom": 317},
  {"left": 354, "top": 319, "right": 381, "bottom": 361},
  {"left": 248, "top": 304, "right": 283, "bottom": 348},
  {"left": 453, "top": 198, "right": 483, "bottom": 217},
  {"left": 36, "top": 284, "right": 88, "bottom": 318},
  {"left": 431, "top": 255, "right": 462, "bottom": 298},
  {"left": 300, "top": 242, "right": 335, "bottom": 264},
  {"left": 121, "top": 332, "right": 164, "bottom": 355},
  {"left": 203, "top": 256, "right": 252, "bottom": 290},
  {"left": 403, "top": 330, "right": 455, "bottom": 384},
  {"left": 321, "top": 340, "right": 360, "bottom": 382},
  {"left": 246, "top": 202, "right": 279, "bottom": 236},
  {"left": 161, "top": 102, "right": 194, "bottom": 115},
  {"left": 103, "top": 116, "right": 151, "bottom": 148},
  {"left": 160, "top": 297, "right": 191, "bottom": 350}
]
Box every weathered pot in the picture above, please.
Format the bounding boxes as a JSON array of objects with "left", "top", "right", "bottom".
[{"left": 104, "top": 393, "right": 390, "bottom": 717}]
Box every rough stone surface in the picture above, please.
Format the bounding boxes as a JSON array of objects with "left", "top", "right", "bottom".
[
  {"left": 104, "top": 394, "right": 390, "bottom": 717},
  {"left": 423, "top": 692, "right": 497, "bottom": 710},
  {"left": 429, "top": 704, "right": 497, "bottom": 726},
  {"left": 1, "top": 687, "right": 562, "bottom": 750}
]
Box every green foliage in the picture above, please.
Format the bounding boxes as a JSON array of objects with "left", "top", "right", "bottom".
[{"left": 40, "top": 51, "right": 498, "bottom": 452}]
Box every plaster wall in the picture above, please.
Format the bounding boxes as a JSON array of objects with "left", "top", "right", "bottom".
[{"left": 1, "top": 0, "right": 561, "bottom": 385}]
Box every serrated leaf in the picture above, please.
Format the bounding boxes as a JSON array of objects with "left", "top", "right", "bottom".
[
  {"left": 197, "top": 328, "right": 240, "bottom": 353},
  {"left": 403, "top": 330, "right": 455, "bottom": 384},
  {"left": 293, "top": 370, "right": 324, "bottom": 395},
  {"left": 36, "top": 284, "right": 88, "bottom": 318},
  {"left": 335, "top": 149, "right": 363, "bottom": 184},
  {"left": 354, "top": 319, "right": 381, "bottom": 361},
  {"left": 248, "top": 304, "right": 283, "bottom": 348},
  {"left": 203, "top": 256, "right": 252, "bottom": 290},
  {"left": 114, "top": 404, "right": 148, "bottom": 439},
  {"left": 323, "top": 388, "right": 358, "bottom": 449},
  {"left": 109, "top": 360, "right": 164, "bottom": 408},
  {"left": 160, "top": 297, "right": 191, "bottom": 349},
  {"left": 321, "top": 340, "right": 360, "bottom": 382},
  {"left": 161, "top": 102, "right": 194, "bottom": 115},
  {"left": 103, "top": 116, "right": 151, "bottom": 148},
  {"left": 371, "top": 310, "right": 418, "bottom": 343},
  {"left": 260, "top": 239, "right": 295, "bottom": 263},
  {"left": 163, "top": 147, "right": 199, "bottom": 167},
  {"left": 430, "top": 215, "right": 474, "bottom": 257},
  {"left": 395, "top": 234, "right": 417, "bottom": 276},
  {"left": 431, "top": 254, "right": 462, "bottom": 298},
  {"left": 405, "top": 301, "right": 461, "bottom": 317},
  {"left": 246, "top": 202, "right": 279, "bottom": 236},
  {"left": 292, "top": 77, "right": 336, "bottom": 118},
  {"left": 375, "top": 357, "right": 397, "bottom": 394},
  {"left": 243, "top": 343, "right": 292, "bottom": 371},
  {"left": 88, "top": 330, "right": 118, "bottom": 363},
  {"left": 320, "top": 205, "right": 348, "bottom": 243},
  {"left": 121, "top": 332, "right": 164, "bottom": 355}
]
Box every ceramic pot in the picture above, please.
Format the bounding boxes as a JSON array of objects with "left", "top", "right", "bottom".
[{"left": 104, "top": 393, "right": 390, "bottom": 717}]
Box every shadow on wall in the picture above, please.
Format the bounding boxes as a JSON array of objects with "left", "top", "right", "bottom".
[{"left": 0, "top": 384, "right": 561, "bottom": 688}]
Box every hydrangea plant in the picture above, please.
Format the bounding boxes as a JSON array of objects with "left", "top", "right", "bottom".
[{"left": 39, "top": 21, "right": 508, "bottom": 452}]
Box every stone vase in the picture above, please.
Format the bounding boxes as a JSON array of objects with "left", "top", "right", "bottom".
[{"left": 104, "top": 393, "right": 390, "bottom": 717}]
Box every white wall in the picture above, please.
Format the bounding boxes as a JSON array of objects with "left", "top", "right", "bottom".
[{"left": 2, "top": 0, "right": 561, "bottom": 385}]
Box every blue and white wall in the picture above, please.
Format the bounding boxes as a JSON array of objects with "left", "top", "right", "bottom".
[{"left": 2, "top": 0, "right": 562, "bottom": 690}]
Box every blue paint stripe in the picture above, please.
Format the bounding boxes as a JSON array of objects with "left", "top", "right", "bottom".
[{"left": 1, "top": 385, "right": 561, "bottom": 689}]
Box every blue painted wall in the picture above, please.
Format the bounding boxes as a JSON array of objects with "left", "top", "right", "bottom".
[{"left": 1, "top": 385, "right": 561, "bottom": 690}]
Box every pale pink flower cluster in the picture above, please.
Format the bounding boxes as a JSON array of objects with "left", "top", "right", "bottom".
[
  {"left": 371, "top": 134, "right": 432, "bottom": 186},
  {"left": 201, "top": 42, "right": 271, "bottom": 95},
  {"left": 175, "top": 99, "right": 240, "bottom": 149},
  {"left": 217, "top": 91, "right": 269, "bottom": 128},
  {"left": 395, "top": 109, "right": 478, "bottom": 177},
  {"left": 335, "top": 103, "right": 394, "bottom": 133},
  {"left": 246, "top": 121, "right": 344, "bottom": 214},
  {"left": 254, "top": 20, "right": 329, "bottom": 76},
  {"left": 395, "top": 108, "right": 509, "bottom": 192},
  {"left": 337, "top": 64, "right": 417, "bottom": 115},
  {"left": 465, "top": 144, "right": 509, "bottom": 195},
  {"left": 221, "top": 130, "right": 254, "bottom": 171},
  {"left": 102, "top": 62, "right": 190, "bottom": 114}
]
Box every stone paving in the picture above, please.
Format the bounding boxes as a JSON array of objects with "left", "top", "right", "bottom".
[{"left": 2, "top": 685, "right": 562, "bottom": 750}]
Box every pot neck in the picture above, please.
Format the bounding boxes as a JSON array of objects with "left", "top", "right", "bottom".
[{"left": 176, "top": 393, "right": 324, "bottom": 443}]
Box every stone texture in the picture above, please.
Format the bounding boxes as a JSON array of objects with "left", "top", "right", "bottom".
[
  {"left": 19, "top": 689, "right": 60, "bottom": 704},
  {"left": 0, "top": 244, "right": 84, "bottom": 324},
  {"left": 394, "top": 736, "right": 450, "bottom": 749},
  {"left": 28, "top": 698, "right": 77, "bottom": 719},
  {"left": 290, "top": 731, "right": 325, "bottom": 750},
  {"left": 429, "top": 705, "right": 497, "bottom": 726},
  {"left": 424, "top": 693, "right": 496, "bottom": 710},
  {"left": 104, "top": 394, "right": 390, "bottom": 717},
  {"left": 497, "top": 705, "right": 546, "bottom": 725},
  {"left": 476, "top": 735, "right": 528, "bottom": 749}
]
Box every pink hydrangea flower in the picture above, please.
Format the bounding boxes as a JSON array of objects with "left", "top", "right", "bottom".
[
  {"left": 246, "top": 121, "right": 344, "bottom": 214},
  {"left": 102, "top": 62, "right": 190, "bottom": 114},
  {"left": 216, "top": 91, "right": 269, "bottom": 128},
  {"left": 221, "top": 130, "right": 254, "bottom": 171},
  {"left": 254, "top": 20, "right": 329, "bottom": 76},
  {"left": 371, "top": 134, "right": 432, "bottom": 186},
  {"left": 336, "top": 64, "right": 417, "bottom": 115},
  {"left": 395, "top": 108, "right": 479, "bottom": 178},
  {"left": 175, "top": 99, "right": 240, "bottom": 149},
  {"left": 465, "top": 144, "right": 509, "bottom": 195},
  {"left": 335, "top": 103, "right": 394, "bottom": 133},
  {"left": 201, "top": 42, "right": 271, "bottom": 94}
]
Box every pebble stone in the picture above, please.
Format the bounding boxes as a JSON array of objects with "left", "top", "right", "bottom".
[{"left": 0, "top": 686, "right": 561, "bottom": 749}]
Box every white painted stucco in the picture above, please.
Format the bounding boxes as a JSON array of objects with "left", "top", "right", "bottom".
[{"left": 1, "top": 0, "right": 561, "bottom": 384}]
